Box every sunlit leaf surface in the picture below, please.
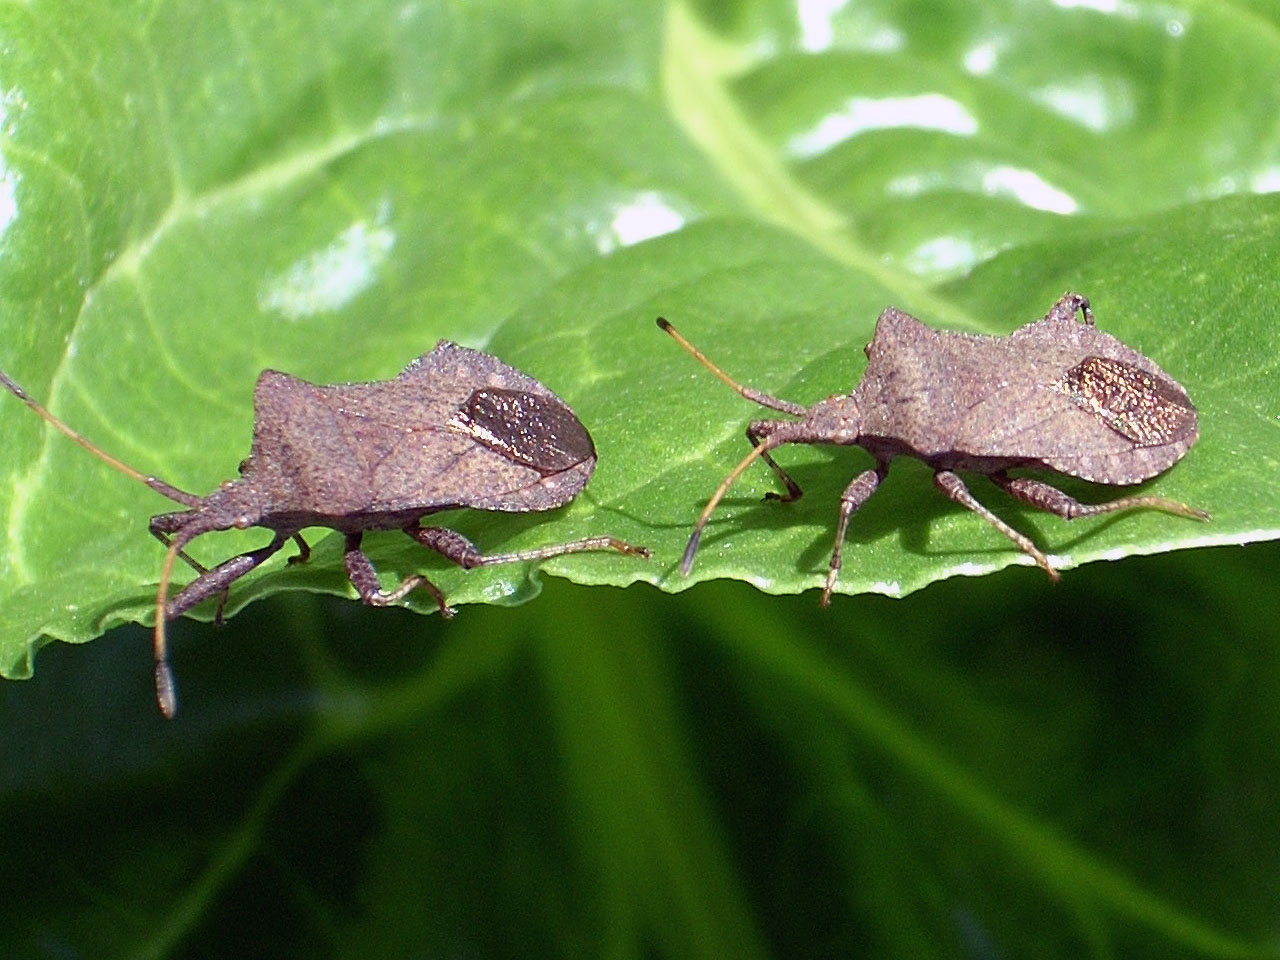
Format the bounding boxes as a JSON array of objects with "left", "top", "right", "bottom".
[{"left": 2, "top": 1, "right": 1275, "bottom": 677}]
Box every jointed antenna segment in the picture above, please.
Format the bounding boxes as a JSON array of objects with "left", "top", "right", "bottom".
[
  {"left": 656, "top": 319, "right": 807, "bottom": 417},
  {"left": 0, "top": 369, "right": 201, "bottom": 507}
]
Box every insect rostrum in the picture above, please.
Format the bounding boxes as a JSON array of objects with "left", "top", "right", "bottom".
[
  {"left": 0, "top": 342, "right": 649, "bottom": 718},
  {"left": 659, "top": 293, "right": 1208, "bottom": 602}
]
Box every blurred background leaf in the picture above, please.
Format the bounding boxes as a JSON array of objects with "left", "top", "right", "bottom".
[{"left": 0, "top": 0, "right": 1278, "bottom": 958}]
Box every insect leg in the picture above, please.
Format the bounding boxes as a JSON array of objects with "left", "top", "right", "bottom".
[
  {"left": 151, "top": 511, "right": 237, "bottom": 625},
  {"left": 407, "top": 525, "right": 651, "bottom": 569},
  {"left": 821, "top": 464, "right": 888, "bottom": 607},
  {"left": 748, "top": 422, "right": 803, "bottom": 502},
  {"left": 343, "top": 532, "right": 455, "bottom": 618},
  {"left": 151, "top": 512, "right": 214, "bottom": 575},
  {"left": 155, "top": 531, "right": 290, "bottom": 719},
  {"left": 934, "top": 470, "right": 1059, "bottom": 580},
  {"left": 164, "top": 532, "right": 290, "bottom": 620},
  {"left": 991, "top": 473, "right": 1210, "bottom": 522}
]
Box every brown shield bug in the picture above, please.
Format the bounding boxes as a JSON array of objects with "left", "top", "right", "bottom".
[
  {"left": 0, "top": 341, "right": 649, "bottom": 717},
  {"left": 658, "top": 292, "right": 1208, "bottom": 600}
]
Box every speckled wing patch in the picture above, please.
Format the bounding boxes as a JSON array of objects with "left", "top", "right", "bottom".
[
  {"left": 448, "top": 387, "right": 595, "bottom": 475},
  {"left": 1055, "top": 356, "right": 1196, "bottom": 447}
]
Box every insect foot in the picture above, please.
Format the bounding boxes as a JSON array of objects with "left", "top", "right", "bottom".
[
  {"left": 658, "top": 292, "right": 1207, "bottom": 603},
  {"left": 1, "top": 343, "right": 649, "bottom": 718}
]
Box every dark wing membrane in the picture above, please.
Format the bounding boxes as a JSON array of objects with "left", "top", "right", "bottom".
[
  {"left": 448, "top": 388, "right": 594, "bottom": 475},
  {"left": 1055, "top": 356, "right": 1197, "bottom": 447}
]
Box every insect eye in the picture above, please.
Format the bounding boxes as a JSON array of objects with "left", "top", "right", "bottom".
[{"left": 238, "top": 458, "right": 251, "bottom": 474}]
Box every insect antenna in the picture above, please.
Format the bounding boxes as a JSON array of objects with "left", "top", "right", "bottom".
[
  {"left": 657, "top": 318, "right": 807, "bottom": 416},
  {"left": 0, "top": 368, "right": 203, "bottom": 507},
  {"left": 680, "top": 439, "right": 777, "bottom": 575},
  {"left": 152, "top": 525, "right": 203, "bottom": 719}
]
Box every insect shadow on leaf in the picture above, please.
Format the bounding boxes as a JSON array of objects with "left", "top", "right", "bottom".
[
  {"left": 658, "top": 292, "right": 1208, "bottom": 601},
  {"left": 0, "top": 342, "right": 650, "bottom": 718}
]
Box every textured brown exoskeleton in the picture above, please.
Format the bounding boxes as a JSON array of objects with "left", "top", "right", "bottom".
[
  {"left": 0, "top": 342, "right": 649, "bottom": 717},
  {"left": 658, "top": 293, "right": 1207, "bottom": 601}
]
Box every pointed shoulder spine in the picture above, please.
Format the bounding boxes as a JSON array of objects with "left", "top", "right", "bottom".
[
  {"left": 869, "top": 306, "right": 937, "bottom": 354},
  {"left": 400, "top": 339, "right": 485, "bottom": 379},
  {"left": 253, "top": 368, "right": 310, "bottom": 401},
  {"left": 874, "top": 306, "right": 929, "bottom": 335}
]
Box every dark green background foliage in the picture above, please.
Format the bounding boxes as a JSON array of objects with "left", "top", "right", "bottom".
[{"left": 0, "top": 1, "right": 1277, "bottom": 957}]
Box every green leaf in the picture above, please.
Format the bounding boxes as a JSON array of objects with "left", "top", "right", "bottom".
[{"left": 1, "top": 0, "right": 1278, "bottom": 687}]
